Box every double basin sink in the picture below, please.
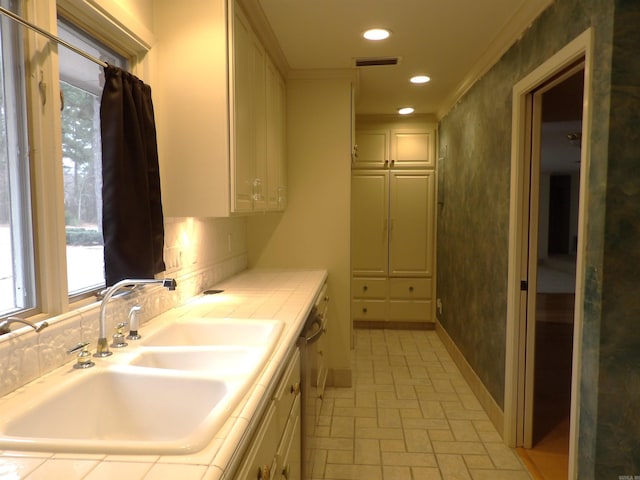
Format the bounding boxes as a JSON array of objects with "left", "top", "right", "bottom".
[{"left": 0, "top": 317, "right": 284, "bottom": 455}]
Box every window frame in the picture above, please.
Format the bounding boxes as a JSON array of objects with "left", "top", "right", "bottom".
[{"left": 0, "top": 0, "right": 37, "bottom": 317}]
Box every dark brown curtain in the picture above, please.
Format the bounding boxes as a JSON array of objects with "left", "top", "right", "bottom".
[{"left": 100, "top": 65, "right": 165, "bottom": 286}]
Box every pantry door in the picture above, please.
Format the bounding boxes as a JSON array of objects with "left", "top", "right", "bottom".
[{"left": 351, "top": 171, "right": 389, "bottom": 277}]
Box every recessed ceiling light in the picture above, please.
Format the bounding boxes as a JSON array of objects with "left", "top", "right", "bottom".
[
  {"left": 410, "top": 75, "right": 431, "bottom": 84},
  {"left": 398, "top": 107, "right": 414, "bottom": 115},
  {"left": 363, "top": 28, "right": 391, "bottom": 41}
]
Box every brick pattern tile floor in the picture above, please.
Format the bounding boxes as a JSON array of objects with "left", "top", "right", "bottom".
[{"left": 311, "top": 329, "right": 533, "bottom": 480}]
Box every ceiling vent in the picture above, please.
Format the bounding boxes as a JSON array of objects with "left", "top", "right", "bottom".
[{"left": 355, "top": 57, "right": 400, "bottom": 67}]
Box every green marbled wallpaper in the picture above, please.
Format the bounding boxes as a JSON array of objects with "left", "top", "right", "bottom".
[
  {"left": 436, "top": 0, "right": 640, "bottom": 476},
  {"left": 592, "top": 1, "right": 640, "bottom": 476}
]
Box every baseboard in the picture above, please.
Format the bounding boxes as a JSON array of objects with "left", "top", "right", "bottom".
[
  {"left": 354, "top": 320, "right": 435, "bottom": 330},
  {"left": 435, "top": 319, "right": 504, "bottom": 438}
]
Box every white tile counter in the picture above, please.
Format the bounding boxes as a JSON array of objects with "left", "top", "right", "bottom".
[{"left": 0, "top": 269, "right": 327, "bottom": 480}]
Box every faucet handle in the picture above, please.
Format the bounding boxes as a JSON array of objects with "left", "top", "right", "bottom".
[
  {"left": 67, "top": 342, "right": 95, "bottom": 369},
  {"left": 111, "top": 322, "right": 128, "bottom": 348}
]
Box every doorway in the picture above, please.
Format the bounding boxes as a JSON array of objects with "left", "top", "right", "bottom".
[
  {"left": 519, "top": 65, "right": 584, "bottom": 479},
  {"left": 504, "top": 29, "right": 593, "bottom": 480}
]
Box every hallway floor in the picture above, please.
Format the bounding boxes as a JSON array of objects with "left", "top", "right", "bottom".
[
  {"left": 312, "top": 329, "right": 533, "bottom": 479},
  {"left": 516, "top": 416, "right": 570, "bottom": 480}
]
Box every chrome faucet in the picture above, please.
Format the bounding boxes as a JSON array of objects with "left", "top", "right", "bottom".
[
  {"left": 95, "top": 278, "right": 177, "bottom": 357},
  {"left": 0, "top": 317, "right": 49, "bottom": 335}
]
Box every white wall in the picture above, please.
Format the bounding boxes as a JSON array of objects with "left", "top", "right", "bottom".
[{"left": 247, "top": 72, "right": 354, "bottom": 386}]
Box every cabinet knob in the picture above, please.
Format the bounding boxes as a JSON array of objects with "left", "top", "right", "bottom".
[
  {"left": 409, "top": 286, "right": 414, "bottom": 292},
  {"left": 290, "top": 382, "right": 301, "bottom": 396},
  {"left": 363, "top": 285, "right": 368, "bottom": 292},
  {"left": 252, "top": 178, "right": 263, "bottom": 201},
  {"left": 257, "top": 464, "right": 271, "bottom": 480},
  {"left": 362, "top": 307, "right": 368, "bottom": 314}
]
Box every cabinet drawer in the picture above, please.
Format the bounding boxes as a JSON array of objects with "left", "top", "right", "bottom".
[
  {"left": 389, "top": 300, "right": 433, "bottom": 321},
  {"left": 352, "top": 277, "right": 387, "bottom": 298},
  {"left": 274, "top": 348, "right": 300, "bottom": 433},
  {"left": 389, "top": 278, "right": 432, "bottom": 299},
  {"left": 352, "top": 299, "right": 386, "bottom": 321}
]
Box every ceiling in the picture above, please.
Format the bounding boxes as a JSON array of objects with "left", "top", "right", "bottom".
[{"left": 246, "top": 0, "right": 553, "bottom": 117}]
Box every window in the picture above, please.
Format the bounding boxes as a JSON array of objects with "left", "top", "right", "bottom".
[
  {"left": 0, "top": 2, "right": 143, "bottom": 320},
  {"left": 0, "top": 0, "right": 36, "bottom": 316},
  {"left": 57, "top": 18, "right": 127, "bottom": 297}
]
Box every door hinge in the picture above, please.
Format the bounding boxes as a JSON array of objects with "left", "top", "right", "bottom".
[{"left": 520, "top": 280, "right": 528, "bottom": 291}]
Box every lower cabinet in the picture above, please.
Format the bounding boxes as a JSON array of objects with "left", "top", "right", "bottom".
[
  {"left": 234, "top": 348, "right": 301, "bottom": 480},
  {"left": 352, "top": 276, "right": 433, "bottom": 326}
]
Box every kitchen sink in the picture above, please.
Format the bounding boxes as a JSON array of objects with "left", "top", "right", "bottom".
[
  {"left": 142, "top": 317, "right": 284, "bottom": 347},
  {"left": 0, "top": 367, "right": 243, "bottom": 454},
  {"left": 0, "top": 317, "right": 285, "bottom": 454},
  {"left": 127, "top": 346, "right": 265, "bottom": 374}
]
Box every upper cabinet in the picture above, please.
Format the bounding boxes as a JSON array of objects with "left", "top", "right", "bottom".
[
  {"left": 353, "top": 125, "right": 435, "bottom": 169},
  {"left": 154, "top": 0, "right": 286, "bottom": 217}
]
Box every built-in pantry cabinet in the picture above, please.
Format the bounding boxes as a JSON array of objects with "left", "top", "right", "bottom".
[
  {"left": 351, "top": 118, "right": 437, "bottom": 327},
  {"left": 154, "top": 0, "right": 286, "bottom": 217}
]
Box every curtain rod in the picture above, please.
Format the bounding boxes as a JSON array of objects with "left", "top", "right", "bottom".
[{"left": 0, "top": 6, "right": 108, "bottom": 68}]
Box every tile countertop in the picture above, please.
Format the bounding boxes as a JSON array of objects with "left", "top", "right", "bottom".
[{"left": 0, "top": 268, "right": 328, "bottom": 480}]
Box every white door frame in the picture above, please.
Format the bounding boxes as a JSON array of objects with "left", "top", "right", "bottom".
[{"left": 504, "top": 28, "right": 594, "bottom": 480}]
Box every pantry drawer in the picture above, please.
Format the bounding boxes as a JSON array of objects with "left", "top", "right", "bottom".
[
  {"left": 352, "top": 277, "right": 387, "bottom": 298},
  {"left": 389, "top": 277, "right": 432, "bottom": 299},
  {"left": 389, "top": 300, "right": 432, "bottom": 322},
  {"left": 352, "top": 299, "right": 386, "bottom": 321}
]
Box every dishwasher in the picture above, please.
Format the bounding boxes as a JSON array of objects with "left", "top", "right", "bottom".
[{"left": 298, "top": 281, "right": 329, "bottom": 480}]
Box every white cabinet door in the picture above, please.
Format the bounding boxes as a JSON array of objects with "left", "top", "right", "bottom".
[
  {"left": 390, "top": 131, "right": 434, "bottom": 168},
  {"left": 253, "top": 37, "right": 267, "bottom": 212},
  {"left": 351, "top": 171, "right": 389, "bottom": 276},
  {"left": 353, "top": 130, "right": 389, "bottom": 168},
  {"left": 266, "top": 57, "right": 287, "bottom": 211},
  {"left": 388, "top": 171, "right": 435, "bottom": 277}
]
